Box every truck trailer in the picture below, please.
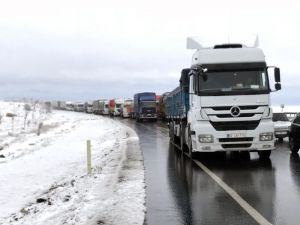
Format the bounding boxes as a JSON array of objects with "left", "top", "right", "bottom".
[
  {"left": 166, "top": 38, "right": 281, "bottom": 159},
  {"left": 158, "top": 92, "right": 170, "bottom": 121},
  {"left": 133, "top": 92, "right": 157, "bottom": 122}
]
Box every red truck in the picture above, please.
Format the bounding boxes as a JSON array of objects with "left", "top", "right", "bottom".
[{"left": 109, "top": 99, "right": 115, "bottom": 116}]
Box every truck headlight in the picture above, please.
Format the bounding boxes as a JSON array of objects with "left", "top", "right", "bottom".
[
  {"left": 198, "top": 134, "right": 214, "bottom": 143},
  {"left": 259, "top": 132, "right": 273, "bottom": 141}
]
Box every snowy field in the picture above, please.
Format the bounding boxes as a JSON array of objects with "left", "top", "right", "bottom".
[{"left": 0, "top": 102, "right": 145, "bottom": 225}]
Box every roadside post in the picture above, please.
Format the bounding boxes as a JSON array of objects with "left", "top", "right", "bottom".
[{"left": 87, "top": 140, "right": 92, "bottom": 175}]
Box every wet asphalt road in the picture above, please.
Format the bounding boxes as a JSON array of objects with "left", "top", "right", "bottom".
[{"left": 118, "top": 118, "right": 300, "bottom": 225}]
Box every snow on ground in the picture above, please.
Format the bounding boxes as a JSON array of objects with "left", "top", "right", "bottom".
[{"left": 0, "top": 102, "right": 145, "bottom": 225}]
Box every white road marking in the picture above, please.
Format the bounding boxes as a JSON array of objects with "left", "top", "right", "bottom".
[{"left": 193, "top": 159, "right": 273, "bottom": 225}]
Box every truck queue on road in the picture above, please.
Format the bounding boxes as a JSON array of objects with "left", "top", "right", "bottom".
[
  {"left": 52, "top": 91, "right": 168, "bottom": 122},
  {"left": 50, "top": 37, "right": 300, "bottom": 159}
]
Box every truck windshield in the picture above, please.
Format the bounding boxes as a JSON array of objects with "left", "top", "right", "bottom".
[
  {"left": 141, "top": 101, "right": 156, "bottom": 108},
  {"left": 198, "top": 69, "right": 270, "bottom": 96}
]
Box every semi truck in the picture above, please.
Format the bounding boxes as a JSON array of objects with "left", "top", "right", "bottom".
[
  {"left": 84, "top": 101, "right": 93, "bottom": 113},
  {"left": 114, "top": 99, "right": 124, "bottom": 116},
  {"left": 109, "top": 99, "right": 115, "bottom": 116},
  {"left": 74, "top": 102, "right": 85, "bottom": 112},
  {"left": 121, "top": 99, "right": 133, "bottom": 118},
  {"left": 166, "top": 38, "right": 281, "bottom": 159},
  {"left": 92, "top": 100, "right": 101, "bottom": 114},
  {"left": 133, "top": 92, "right": 157, "bottom": 122},
  {"left": 65, "top": 101, "right": 74, "bottom": 111},
  {"left": 99, "top": 100, "right": 109, "bottom": 115},
  {"left": 103, "top": 100, "right": 109, "bottom": 115}
]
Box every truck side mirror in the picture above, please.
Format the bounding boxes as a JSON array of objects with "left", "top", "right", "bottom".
[
  {"left": 275, "top": 83, "right": 281, "bottom": 90},
  {"left": 267, "top": 66, "right": 281, "bottom": 92},
  {"left": 275, "top": 67, "right": 280, "bottom": 83},
  {"left": 180, "top": 68, "right": 190, "bottom": 93}
]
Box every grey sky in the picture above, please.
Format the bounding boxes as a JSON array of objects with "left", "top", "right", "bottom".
[{"left": 0, "top": 0, "right": 299, "bottom": 105}]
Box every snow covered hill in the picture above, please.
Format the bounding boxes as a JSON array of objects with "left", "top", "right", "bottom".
[{"left": 0, "top": 102, "right": 145, "bottom": 225}]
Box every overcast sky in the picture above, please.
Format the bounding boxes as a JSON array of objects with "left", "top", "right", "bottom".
[{"left": 0, "top": 0, "right": 299, "bottom": 105}]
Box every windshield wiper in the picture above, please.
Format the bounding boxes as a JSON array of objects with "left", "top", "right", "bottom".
[
  {"left": 231, "top": 87, "right": 258, "bottom": 92},
  {"left": 199, "top": 89, "right": 226, "bottom": 93}
]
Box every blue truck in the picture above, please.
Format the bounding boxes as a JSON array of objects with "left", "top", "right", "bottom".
[
  {"left": 133, "top": 92, "right": 157, "bottom": 122},
  {"left": 165, "top": 71, "right": 190, "bottom": 119}
]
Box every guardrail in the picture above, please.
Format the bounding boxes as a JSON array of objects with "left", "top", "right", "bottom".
[{"left": 284, "top": 112, "right": 299, "bottom": 121}]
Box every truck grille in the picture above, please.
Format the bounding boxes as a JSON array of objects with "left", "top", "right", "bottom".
[
  {"left": 211, "top": 105, "right": 260, "bottom": 111},
  {"left": 142, "top": 107, "right": 156, "bottom": 113},
  {"left": 210, "top": 120, "right": 260, "bottom": 131},
  {"left": 216, "top": 113, "right": 255, "bottom": 118}
]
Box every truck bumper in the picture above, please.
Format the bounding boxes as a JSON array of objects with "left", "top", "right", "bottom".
[
  {"left": 191, "top": 119, "right": 275, "bottom": 153},
  {"left": 122, "top": 112, "right": 130, "bottom": 118},
  {"left": 274, "top": 129, "right": 289, "bottom": 138},
  {"left": 139, "top": 114, "right": 157, "bottom": 119}
]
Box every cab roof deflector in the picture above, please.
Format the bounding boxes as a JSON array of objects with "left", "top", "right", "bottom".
[{"left": 187, "top": 36, "right": 260, "bottom": 50}]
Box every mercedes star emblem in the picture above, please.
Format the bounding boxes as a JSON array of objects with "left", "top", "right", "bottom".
[{"left": 230, "top": 106, "right": 241, "bottom": 117}]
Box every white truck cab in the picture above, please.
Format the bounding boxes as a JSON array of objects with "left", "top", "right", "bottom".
[
  {"left": 169, "top": 38, "right": 281, "bottom": 159},
  {"left": 114, "top": 99, "right": 124, "bottom": 116},
  {"left": 103, "top": 100, "right": 109, "bottom": 115}
]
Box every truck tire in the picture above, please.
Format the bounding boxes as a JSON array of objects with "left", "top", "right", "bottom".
[
  {"left": 258, "top": 150, "right": 271, "bottom": 159},
  {"left": 289, "top": 136, "right": 300, "bottom": 153},
  {"left": 187, "top": 134, "right": 196, "bottom": 159},
  {"left": 169, "top": 121, "right": 175, "bottom": 142},
  {"left": 180, "top": 122, "right": 187, "bottom": 152}
]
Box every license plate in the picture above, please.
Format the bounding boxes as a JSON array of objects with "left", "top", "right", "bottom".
[
  {"left": 227, "top": 133, "right": 246, "bottom": 138},
  {"left": 276, "top": 131, "right": 287, "bottom": 135}
]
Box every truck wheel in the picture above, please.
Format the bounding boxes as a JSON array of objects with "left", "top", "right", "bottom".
[
  {"left": 180, "top": 122, "right": 187, "bottom": 152},
  {"left": 180, "top": 132, "right": 184, "bottom": 152},
  {"left": 258, "top": 150, "right": 271, "bottom": 159},
  {"left": 289, "top": 136, "right": 300, "bottom": 153},
  {"left": 169, "top": 122, "right": 175, "bottom": 142},
  {"left": 188, "top": 135, "right": 195, "bottom": 159}
]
